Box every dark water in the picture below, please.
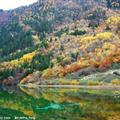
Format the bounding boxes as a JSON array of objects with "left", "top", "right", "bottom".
[{"left": 0, "top": 86, "right": 120, "bottom": 120}]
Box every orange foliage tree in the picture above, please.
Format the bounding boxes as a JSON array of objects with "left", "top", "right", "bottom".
[{"left": 59, "top": 63, "right": 80, "bottom": 76}]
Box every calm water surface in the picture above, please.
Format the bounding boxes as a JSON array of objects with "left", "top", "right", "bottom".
[{"left": 0, "top": 86, "right": 120, "bottom": 120}]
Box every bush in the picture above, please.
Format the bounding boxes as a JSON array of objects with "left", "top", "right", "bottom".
[
  {"left": 31, "top": 53, "right": 51, "bottom": 71},
  {"left": 110, "top": 63, "right": 120, "bottom": 69},
  {"left": 70, "top": 29, "right": 86, "bottom": 36},
  {"left": 111, "top": 79, "right": 120, "bottom": 85},
  {"left": 87, "top": 80, "right": 102, "bottom": 86},
  {"left": 59, "top": 79, "right": 79, "bottom": 85},
  {"left": 55, "top": 27, "right": 69, "bottom": 37}
]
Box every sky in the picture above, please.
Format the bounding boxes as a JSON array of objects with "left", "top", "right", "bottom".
[{"left": 0, "top": 0, "right": 38, "bottom": 10}]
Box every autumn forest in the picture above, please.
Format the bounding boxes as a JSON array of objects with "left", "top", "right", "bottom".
[{"left": 0, "top": 0, "right": 120, "bottom": 120}]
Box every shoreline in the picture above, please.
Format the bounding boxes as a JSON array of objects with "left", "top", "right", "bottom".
[{"left": 18, "top": 84, "right": 120, "bottom": 90}]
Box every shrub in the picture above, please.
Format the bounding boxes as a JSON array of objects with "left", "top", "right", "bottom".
[
  {"left": 87, "top": 80, "right": 102, "bottom": 86},
  {"left": 70, "top": 29, "right": 86, "bottom": 36},
  {"left": 59, "top": 79, "right": 79, "bottom": 85},
  {"left": 111, "top": 79, "right": 120, "bottom": 85},
  {"left": 42, "top": 68, "right": 54, "bottom": 79}
]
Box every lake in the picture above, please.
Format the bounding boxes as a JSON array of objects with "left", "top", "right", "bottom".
[{"left": 0, "top": 86, "right": 120, "bottom": 120}]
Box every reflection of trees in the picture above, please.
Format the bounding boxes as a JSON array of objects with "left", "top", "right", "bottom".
[
  {"left": 0, "top": 107, "right": 28, "bottom": 119},
  {"left": 20, "top": 87, "right": 119, "bottom": 104},
  {"left": 19, "top": 87, "right": 120, "bottom": 120},
  {"left": 20, "top": 86, "right": 43, "bottom": 98},
  {"left": 0, "top": 87, "right": 120, "bottom": 120},
  {"left": 1, "top": 85, "right": 22, "bottom": 95},
  {"left": 0, "top": 90, "right": 35, "bottom": 116}
]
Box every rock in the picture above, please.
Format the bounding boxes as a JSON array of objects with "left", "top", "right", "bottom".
[
  {"left": 75, "top": 67, "right": 97, "bottom": 76},
  {"left": 113, "top": 71, "right": 120, "bottom": 76}
]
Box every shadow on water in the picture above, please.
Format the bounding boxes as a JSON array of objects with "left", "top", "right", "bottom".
[{"left": 0, "top": 85, "right": 120, "bottom": 120}]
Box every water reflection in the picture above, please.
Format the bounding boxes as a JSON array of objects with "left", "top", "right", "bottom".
[{"left": 0, "top": 86, "right": 120, "bottom": 120}]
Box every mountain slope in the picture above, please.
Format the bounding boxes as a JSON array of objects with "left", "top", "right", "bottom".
[
  {"left": 0, "top": 0, "right": 120, "bottom": 84},
  {"left": 0, "top": 0, "right": 108, "bottom": 56}
]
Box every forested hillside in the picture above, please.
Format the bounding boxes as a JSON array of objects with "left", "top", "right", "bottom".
[{"left": 0, "top": 0, "right": 120, "bottom": 85}]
